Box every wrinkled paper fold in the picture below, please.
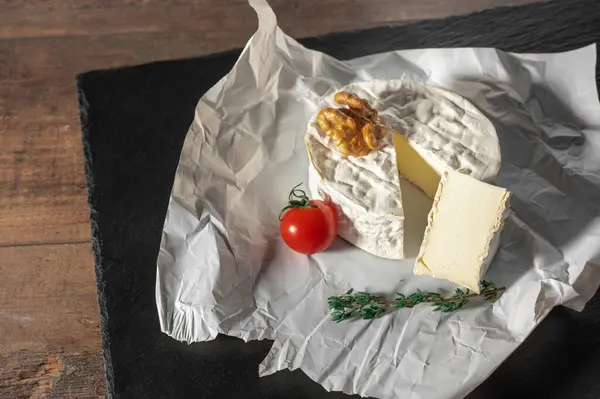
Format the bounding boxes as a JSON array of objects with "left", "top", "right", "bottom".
[{"left": 156, "top": 0, "right": 600, "bottom": 397}]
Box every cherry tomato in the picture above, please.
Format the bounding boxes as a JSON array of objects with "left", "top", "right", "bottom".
[{"left": 279, "top": 185, "right": 337, "bottom": 254}]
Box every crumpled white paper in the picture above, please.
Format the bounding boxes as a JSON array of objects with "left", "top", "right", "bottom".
[{"left": 156, "top": 0, "right": 600, "bottom": 397}]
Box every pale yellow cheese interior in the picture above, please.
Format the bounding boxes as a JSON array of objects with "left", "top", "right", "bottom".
[
  {"left": 415, "top": 171, "right": 510, "bottom": 293},
  {"left": 392, "top": 132, "right": 441, "bottom": 198}
]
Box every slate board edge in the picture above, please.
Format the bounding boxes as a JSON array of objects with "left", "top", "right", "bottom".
[{"left": 76, "top": 78, "right": 117, "bottom": 398}]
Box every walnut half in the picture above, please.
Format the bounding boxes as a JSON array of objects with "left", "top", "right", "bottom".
[{"left": 316, "top": 91, "right": 387, "bottom": 157}]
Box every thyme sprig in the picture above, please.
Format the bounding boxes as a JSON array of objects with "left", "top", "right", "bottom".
[{"left": 328, "top": 280, "right": 505, "bottom": 322}]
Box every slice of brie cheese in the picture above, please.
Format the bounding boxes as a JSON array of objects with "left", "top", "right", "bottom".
[
  {"left": 414, "top": 170, "right": 511, "bottom": 293},
  {"left": 306, "top": 79, "right": 502, "bottom": 260}
]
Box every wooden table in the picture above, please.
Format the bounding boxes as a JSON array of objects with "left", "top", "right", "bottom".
[{"left": 0, "top": 1, "right": 544, "bottom": 397}]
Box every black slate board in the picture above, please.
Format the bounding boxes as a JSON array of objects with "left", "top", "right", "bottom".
[{"left": 77, "top": 0, "right": 600, "bottom": 398}]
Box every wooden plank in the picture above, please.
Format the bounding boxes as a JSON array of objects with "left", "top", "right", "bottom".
[
  {"left": 0, "top": 243, "right": 99, "bottom": 352},
  {"left": 0, "top": 34, "right": 223, "bottom": 246},
  {"left": 0, "top": 243, "right": 103, "bottom": 397},
  {"left": 0, "top": 0, "right": 546, "bottom": 40},
  {"left": 0, "top": 350, "right": 106, "bottom": 399},
  {"left": 0, "top": 114, "right": 90, "bottom": 246}
]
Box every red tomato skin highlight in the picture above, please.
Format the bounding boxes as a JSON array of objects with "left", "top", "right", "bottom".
[{"left": 280, "top": 200, "right": 337, "bottom": 255}]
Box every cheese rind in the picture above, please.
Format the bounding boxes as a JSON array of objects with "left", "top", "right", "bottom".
[
  {"left": 414, "top": 170, "right": 511, "bottom": 293},
  {"left": 392, "top": 132, "right": 442, "bottom": 198},
  {"left": 306, "top": 118, "right": 405, "bottom": 259}
]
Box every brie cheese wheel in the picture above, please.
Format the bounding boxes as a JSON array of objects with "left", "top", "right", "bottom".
[
  {"left": 306, "top": 79, "right": 501, "bottom": 259},
  {"left": 414, "top": 170, "right": 511, "bottom": 293}
]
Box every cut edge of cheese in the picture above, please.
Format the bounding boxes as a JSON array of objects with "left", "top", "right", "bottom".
[
  {"left": 392, "top": 131, "right": 445, "bottom": 198},
  {"left": 414, "top": 170, "right": 511, "bottom": 293}
]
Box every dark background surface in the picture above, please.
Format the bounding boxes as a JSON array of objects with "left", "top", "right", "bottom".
[{"left": 78, "top": 0, "right": 600, "bottom": 397}]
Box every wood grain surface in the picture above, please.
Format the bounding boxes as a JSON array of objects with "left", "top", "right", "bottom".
[{"left": 0, "top": 0, "right": 545, "bottom": 397}]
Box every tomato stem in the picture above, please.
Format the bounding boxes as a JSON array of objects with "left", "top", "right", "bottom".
[{"left": 279, "top": 183, "right": 317, "bottom": 220}]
